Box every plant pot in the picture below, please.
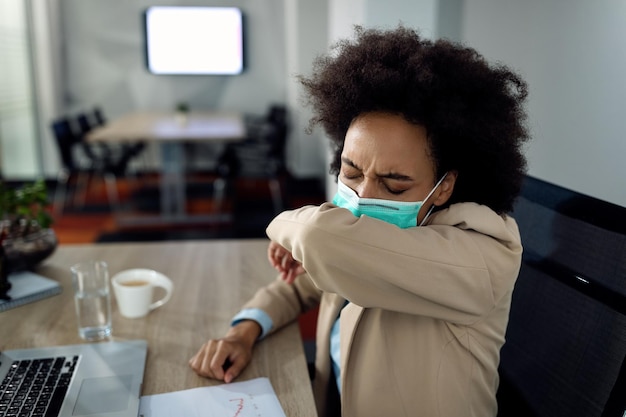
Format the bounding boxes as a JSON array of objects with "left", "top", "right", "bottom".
[
  {"left": 1, "top": 228, "right": 58, "bottom": 272},
  {"left": 175, "top": 111, "right": 189, "bottom": 127}
]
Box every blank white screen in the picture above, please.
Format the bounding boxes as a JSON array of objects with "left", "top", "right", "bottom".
[{"left": 145, "top": 7, "right": 243, "bottom": 75}]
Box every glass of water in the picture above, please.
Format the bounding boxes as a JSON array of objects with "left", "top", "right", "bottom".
[{"left": 71, "top": 260, "right": 112, "bottom": 341}]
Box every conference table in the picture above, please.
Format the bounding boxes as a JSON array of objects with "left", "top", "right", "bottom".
[
  {"left": 0, "top": 239, "right": 318, "bottom": 416},
  {"left": 87, "top": 111, "right": 247, "bottom": 224}
]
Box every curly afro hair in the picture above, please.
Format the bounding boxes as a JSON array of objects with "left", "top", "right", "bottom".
[{"left": 299, "top": 26, "right": 530, "bottom": 214}]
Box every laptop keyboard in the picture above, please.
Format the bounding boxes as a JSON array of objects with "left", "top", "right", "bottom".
[{"left": 0, "top": 355, "right": 78, "bottom": 417}]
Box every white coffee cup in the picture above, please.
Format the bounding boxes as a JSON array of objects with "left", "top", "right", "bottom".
[{"left": 111, "top": 268, "right": 173, "bottom": 318}]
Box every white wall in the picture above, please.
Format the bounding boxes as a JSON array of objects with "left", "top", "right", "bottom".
[
  {"left": 284, "top": 0, "right": 329, "bottom": 178},
  {"left": 60, "top": 0, "right": 287, "bottom": 117},
  {"left": 461, "top": 0, "right": 626, "bottom": 207},
  {"left": 31, "top": 0, "right": 64, "bottom": 178},
  {"left": 56, "top": 0, "right": 301, "bottom": 173},
  {"left": 366, "top": 0, "right": 437, "bottom": 38},
  {"left": 0, "top": 1, "right": 39, "bottom": 179}
]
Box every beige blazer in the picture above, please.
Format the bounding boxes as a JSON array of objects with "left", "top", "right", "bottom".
[{"left": 244, "top": 202, "right": 522, "bottom": 417}]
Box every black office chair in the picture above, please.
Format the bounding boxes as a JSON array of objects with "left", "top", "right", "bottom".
[
  {"left": 496, "top": 176, "right": 626, "bottom": 417},
  {"left": 91, "top": 107, "right": 146, "bottom": 159},
  {"left": 51, "top": 117, "right": 118, "bottom": 214},
  {"left": 216, "top": 104, "right": 289, "bottom": 214},
  {"left": 51, "top": 111, "right": 144, "bottom": 215},
  {"left": 93, "top": 107, "right": 106, "bottom": 126},
  {"left": 75, "top": 109, "right": 146, "bottom": 173}
]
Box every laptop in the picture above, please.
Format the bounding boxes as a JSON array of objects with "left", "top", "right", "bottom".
[{"left": 0, "top": 340, "right": 147, "bottom": 417}]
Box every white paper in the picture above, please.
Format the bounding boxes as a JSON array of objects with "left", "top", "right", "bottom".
[{"left": 138, "top": 377, "right": 286, "bottom": 417}]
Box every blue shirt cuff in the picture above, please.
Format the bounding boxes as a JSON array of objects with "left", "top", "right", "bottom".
[{"left": 231, "top": 308, "right": 273, "bottom": 340}]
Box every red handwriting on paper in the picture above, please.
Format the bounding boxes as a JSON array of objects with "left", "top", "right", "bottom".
[{"left": 229, "top": 398, "right": 245, "bottom": 417}]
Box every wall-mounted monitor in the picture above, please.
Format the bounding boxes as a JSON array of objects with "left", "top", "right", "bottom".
[{"left": 144, "top": 6, "right": 244, "bottom": 75}]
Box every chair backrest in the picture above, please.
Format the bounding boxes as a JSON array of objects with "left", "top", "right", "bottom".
[
  {"left": 264, "top": 104, "right": 288, "bottom": 160},
  {"left": 76, "top": 113, "right": 93, "bottom": 136},
  {"left": 50, "top": 118, "right": 81, "bottom": 171},
  {"left": 93, "top": 107, "right": 106, "bottom": 126},
  {"left": 267, "top": 105, "right": 287, "bottom": 128},
  {"left": 497, "top": 176, "right": 626, "bottom": 417},
  {"left": 69, "top": 113, "right": 100, "bottom": 162}
]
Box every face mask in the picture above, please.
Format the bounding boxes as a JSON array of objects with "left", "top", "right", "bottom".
[{"left": 332, "top": 173, "right": 448, "bottom": 228}]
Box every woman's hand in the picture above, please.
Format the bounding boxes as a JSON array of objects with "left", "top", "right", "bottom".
[
  {"left": 268, "top": 241, "right": 305, "bottom": 284},
  {"left": 189, "top": 320, "right": 261, "bottom": 383}
]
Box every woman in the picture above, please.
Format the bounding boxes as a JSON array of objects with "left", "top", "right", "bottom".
[{"left": 190, "top": 26, "right": 529, "bottom": 417}]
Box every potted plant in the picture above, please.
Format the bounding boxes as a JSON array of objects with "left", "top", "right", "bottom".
[
  {"left": 0, "top": 179, "right": 57, "bottom": 274},
  {"left": 175, "top": 102, "right": 190, "bottom": 126}
]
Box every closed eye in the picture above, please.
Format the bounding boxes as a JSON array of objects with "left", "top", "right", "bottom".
[
  {"left": 380, "top": 171, "right": 413, "bottom": 196},
  {"left": 385, "top": 186, "right": 406, "bottom": 195},
  {"left": 343, "top": 172, "right": 362, "bottom": 180}
]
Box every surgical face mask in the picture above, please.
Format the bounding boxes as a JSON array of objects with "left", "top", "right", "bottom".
[{"left": 332, "top": 173, "right": 448, "bottom": 228}]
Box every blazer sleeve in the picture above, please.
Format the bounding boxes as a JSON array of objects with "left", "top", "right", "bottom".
[
  {"left": 266, "top": 203, "right": 521, "bottom": 325},
  {"left": 241, "top": 271, "right": 323, "bottom": 334}
]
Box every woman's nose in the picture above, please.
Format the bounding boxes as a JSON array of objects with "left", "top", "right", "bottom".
[{"left": 356, "top": 178, "right": 377, "bottom": 199}]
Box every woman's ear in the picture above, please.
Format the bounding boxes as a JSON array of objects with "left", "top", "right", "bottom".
[{"left": 433, "top": 170, "right": 458, "bottom": 206}]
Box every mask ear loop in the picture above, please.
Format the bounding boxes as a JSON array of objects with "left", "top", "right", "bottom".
[
  {"left": 418, "top": 205, "right": 436, "bottom": 226},
  {"left": 418, "top": 172, "right": 449, "bottom": 226}
]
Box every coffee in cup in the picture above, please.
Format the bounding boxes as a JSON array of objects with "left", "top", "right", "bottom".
[{"left": 120, "top": 280, "right": 149, "bottom": 287}]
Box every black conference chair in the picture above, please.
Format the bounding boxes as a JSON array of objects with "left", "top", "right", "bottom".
[
  {"left": 51, "top": 113, "right": 142, "bottom": 215},
  {"left": 51, "top": 117, "right": 118, "bottom": 214},
  {"left": 75, "top": 109, "right": 145, "bottom": 174},
  {"left": 90, "top": 107, "right": 146, "bottom": 159},
  {"left": 92, "top": 107, "right": 106, "bottom": 126},
  {"left": 216, "top": 104, "right": 289, "bottom": 214}
]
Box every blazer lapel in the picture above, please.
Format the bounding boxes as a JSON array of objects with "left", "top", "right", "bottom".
[{"left": 339, "top": 302, "right": 364, "bottom": 382}]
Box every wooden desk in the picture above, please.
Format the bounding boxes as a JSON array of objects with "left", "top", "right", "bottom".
[
  {"left": 87, "top": 111, "right": 247, "bottom": 223},
  {"left": 0, "top": 239, "right": 317, "bottom": 416}
]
